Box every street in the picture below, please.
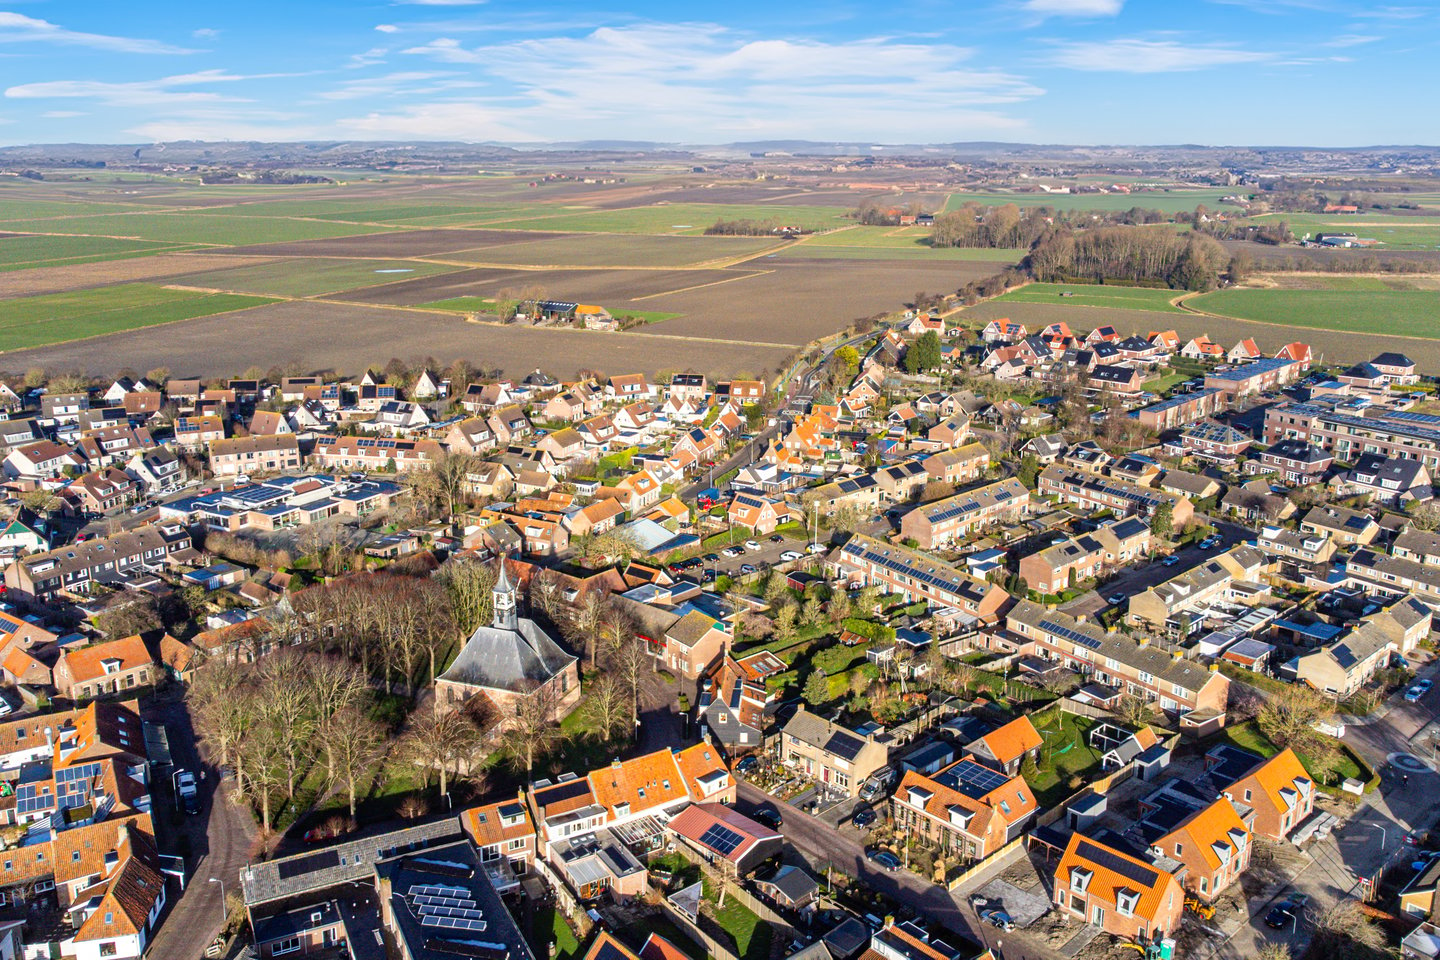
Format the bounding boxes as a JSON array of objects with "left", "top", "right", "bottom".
[{"left": 142, "top": 693, "right": 259, "bottom": 960}]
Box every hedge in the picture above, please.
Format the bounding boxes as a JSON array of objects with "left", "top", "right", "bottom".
[{"left": 841, "top": 618, "right": 895, "bottom": 643}]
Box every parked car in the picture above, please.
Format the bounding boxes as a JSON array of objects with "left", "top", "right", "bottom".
[
  {"left": 735, "top": 757, "right": 760, "bottom": 776},
  {"left": 704, "top": 553, "right": 721, "bottom": 562},
  {"left": 173, "top": 770, "right": 200, "bottom": 815},
  {"left": 770, "top": 534, "right": 785, "bottom": 543},
  {"left": 752, "top": 807, "right": 782, "bottom": 829},
  {"left": 1406, "top": 679, "right": 1433, "bottom": 702},
  {"left": 779, "top": 550, "right": 802, "bottom": 562},
  {"left": 1107, "top": 594, "right": 1126, "bottom": 606},
  {"left": 806, "top": 543, "right": 826, "bottom": 554},
  {"left": 740, "top": 563, "right": 757, "bottom": 574},
  {"left": 867, "top": 850, "right": 902, "bottom": 871},
  {"left": 1162, "top": 555, "right": 1181, "bottom": 566},
  {"left": 852, "top": 807, "right": 877, "bottom": 828},
  {"left": 1265, "top": 894, "right": 1308, "bottom": 928},
  {"left": 744, "top": 540, "right": 763, "bottom": 551}
]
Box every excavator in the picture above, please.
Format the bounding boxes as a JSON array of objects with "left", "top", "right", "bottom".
[
  {"left": 1185, "top": 897, "right": 1217, "bottom": 920},
  {"left": 1119, "top": 937, "right": 1176, "bottom": 960}
]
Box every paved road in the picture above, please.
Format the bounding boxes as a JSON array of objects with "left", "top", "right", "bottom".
[{"left": 143, "top": 694, "right": 258, "bottom": 960}]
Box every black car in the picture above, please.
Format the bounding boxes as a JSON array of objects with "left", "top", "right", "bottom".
[
  {"left": 752, "top": 807, "right": 783, "bottom": 829},
  {"left": 769, "top": 534, "right": 785, "bottom": 543},
  {"left": 1265, "top": 894, "right": 1308, "bottom": 929},
  {"left": 705, "top": 553, "right": 721, "bottom": 563},
  {"left": 853, "top": 807, "right": 877, "bottom": 828}
]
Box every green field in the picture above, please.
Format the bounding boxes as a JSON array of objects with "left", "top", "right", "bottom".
[
  {"left": 1243, "top": 213, "right": 1440, "bottom": 249},
  {"left": 177, "top": 258, "right": 465, "bottom": 298},
  {"left": 483, "top": 203, "right": 853, "bottom": 235},
  {"left": 451, "top": 233, "right": 779, "bottom": 268},
  {"left": 943, "top": 188, "right": 1246, "bottom": 214},
  {"left": 0, "top": 234, "right": 199, "bottom": 270},
  {"left": 0, "top": 213, "right": 400, "bottom": 246},
  {"left": 1187, "top": 288, "right": 1440, "bottom": 339},
  {"left": 0, "top": 198, "right": 148, "bottom": 220},
  {"left": 0, "top": 283, "right": 276, "bottom": 351},
  {"left": 996, "top": 282, "right": 1188, "bottom": 313}
]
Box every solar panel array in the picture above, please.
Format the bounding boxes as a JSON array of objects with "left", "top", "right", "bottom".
[
  {"left": 824, "top": 730, "right": 866, "bottom": 762},
  {"left": 415, "top": 893, "right": 475, "bottom": 910},
  {"left": 423, "top": 938, "right": 510, "bottom": 960},
  {"left": 698, "top": 824, "right": 745, "bottom": 856},
  {"left": 1076, "top": 839, "right": 1158, "bottom": 888},
  {"left": 1040, "top": 619, "right": 1104, "bottom": 651},
  {"left": 15, "top": 783, "right": 55, "bottom": 816},
  {"left": 941, "top": 760, "right": 1010, "bottom": 799},
  {"left": 412, "top": 884, "right": 471, "bottom": 901},
  {"left": 422, "top": 915, "right": 489, "bottom": 932},
  {"left": 848, "top": 543, "right": 963, "bottom": 593}
]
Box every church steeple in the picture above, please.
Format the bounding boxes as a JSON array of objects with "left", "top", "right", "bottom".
[{"left": 493, "top": 559, "right": 519, "bottom": 631}]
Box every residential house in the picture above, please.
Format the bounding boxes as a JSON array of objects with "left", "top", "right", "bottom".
[
  {"left": 1372, "top": 352, "right": 1419, "bottom": 386},
  {"left": 899, "top": 477, "right": 1030, "bottom": 549},
  {"left": 1228, "top": 339, "right": 1263, "bottom": 364},
  {"left": 125, "top": 449, "right": 184, "bottom": 494},
  {"left": 1006, "top": 600, "right": 1230, "bottom": 716},
  {"left": 54, "top": 634, "right": 157, "bottom": 698},
  {"left": 3, "top": 441, "right": 83, "bottom": 483},
  {"left": 1019, "top": 518, "right": 1152, "bottom": 595},
  {"left": 5, "top": 523, "right": 193, "bottom": 602},
  {"left": 309, "top": 436, "right": 442, "bottom": 472},
  {"left": 1255, "top": 440, "right": 1332, "bottom": 485},
  {"left": 1204, "top": 357, "right": 1299, "bottom": 400},
  {"left": 67, "top": 468, "right": 138, "bottom": 514},
  {"left": 1301, "top": 506, "right": 1379, "bottom": 547},
  {"left": 172, "top": 416, "right": 226, "bottom": 452},
  {"left": 832, "top": 534, "right": 1010, "bottom": 624},
  {"left": 460, "top": 795, "right": 535, "bottom": 892},
  {"left": 1053, "top": 833, "right": 1184, "bottom": 941},
  {"left": 1222, "top": 749, "right": 1314, "bottom": 842},
  {"left": 659, "top": 609, "right": 729, "bottom": 680},
  {"left": 445, "top": 417, "right": 497, "bottom": 456},
  {"left": 1126, "top": 546, "right": 1268, "bottom": 632},
  {"left": 781, "top": 707, "right": 889, "bottom": 798},
  {"left": 666, "top": 803, "right": 782, "bottom": 877},
  {"left": 892, "top": 758, "right": 1036, "bottom": 862},
  {"left": 963, "top": 715, "right": 1042, "bottom": 777},
  {"left": 728, "top": 493, "right": 794, "bottom": 534},
  {"left": 1334, "top": 454, "right": 1432, "bottom": 505},
  {"left": 923, "top": 443, "right": 990, "bottom": 485},
  {"left": 488, "top": 405, "right": 533, "bottom": 445},
  {"left": 698, "top": 652, "right": 785, "bottom": 755},
  {"left": 1152, "top": 798, "right": 1253, "bottom": 901},
  {"left": 1038, "top": 465, "right": 1194, "bottom": 527},
  {"left": 246, "top": 411, "right": 292, "bottom": 437},
  {"left": 359, "top": 401, "right": 430, "bottom": 435}
]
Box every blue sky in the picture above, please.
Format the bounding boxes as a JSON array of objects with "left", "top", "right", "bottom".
[{"left": 0, "top": 0, "right": 1435, "bottom": 146}]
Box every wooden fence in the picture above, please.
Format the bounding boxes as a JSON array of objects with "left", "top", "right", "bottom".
[
  {"left": 662, "top": 840, "right": 798, "bottom": 941},
  {"left": 532, "top": 856, "right": 594, "bottom": 938},
  {"left": 946, "top": 835, "right": 1024, "bottom": 891},
  {"left": 659, "top": 901, "right": 743, "bottom": 960}
]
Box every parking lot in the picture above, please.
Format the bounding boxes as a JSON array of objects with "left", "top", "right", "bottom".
[{"left": 670, "top": 533, "right": 826, "bottom": 583}]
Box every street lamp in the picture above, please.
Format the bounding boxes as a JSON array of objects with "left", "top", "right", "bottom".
[
  {"left": 208, "top": 877, "right": 226, "bottom": 928},
  {"left": 1372, "top": 824, "right": 1387, "bottom": 850}
]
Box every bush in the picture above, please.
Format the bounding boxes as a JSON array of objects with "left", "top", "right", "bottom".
[{"left": 841, "top": 618, "right": 895, "bottom": 643}]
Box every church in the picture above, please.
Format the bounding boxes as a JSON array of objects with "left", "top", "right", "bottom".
[{"left": 436, "top": 561, "right": 582, "bottom": 722}]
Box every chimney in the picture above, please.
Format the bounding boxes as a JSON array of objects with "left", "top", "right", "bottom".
[
  {"left": 1137, "top": 636, "right": 1149, "bottom": 646},
  {"left": 1107, "top": 625, "right": 1118, "bottom": 634},
  {"left": 1075, "top": 613, "right": 1087, "bottom": 624}
]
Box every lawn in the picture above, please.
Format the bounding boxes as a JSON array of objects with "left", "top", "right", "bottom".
[
  {"left": 1027, "top": 706, "right": 1107, "bottom": 806},
  {"left": 996, "top": 282, "right": 1188, "bottom": 313},
  {"left": 943, "top": 187, "right": 1247, "bottom": 214},
  {"left": 483, "top": 203, "right": 853, "bottom": 236},
  {"left": 0, "top": 212, "right": 401, "bottom": 246},
  {"left": 0, "top": 282, "right": 277, "bottom": 351},
  {"left": 1187, "top": 288, "right": 1440, "bottom": 339},
  {"left": 414, "top": 296, "right": 501, "bottom": 313},
  {"left": 177, "top": 258, "right": 465, "bottom": 298},
  {"left": 704, "top": 878, "right": 771, "bottom": 960},
  {"left": 528, "top": 905, "right": 581, "bottom": 960},
  {"left": 0, "top": 233, "right": 197, "bottom": 271},
  {"left": 1209, "top": 719, "right": 1370, "bottom": 791}
]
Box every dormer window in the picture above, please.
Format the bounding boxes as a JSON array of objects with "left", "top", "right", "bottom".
[
  {"left": 101, "top": 659, "right": 122, "bottom": 675},
  {"left": 1071, "top": 867, "right": 1091, "bottom": 893},
  {"left": 1116, "top": 889, "right": 1140, "bottom": 917}
]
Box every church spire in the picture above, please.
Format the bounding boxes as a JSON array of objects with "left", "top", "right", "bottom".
[{"left": 493, "top": 558, "right": 519, "bottom": 631}]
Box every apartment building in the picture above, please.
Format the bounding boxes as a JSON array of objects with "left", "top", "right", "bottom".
[
  {"left": 1263, "top": 403, "right": 1440, "bottom": 471},
  {"left": 1007, "top": 601, "right": 1230, "bottom": 716},
  {"left": 209, "top": 435, "right": 302, "bottom": 478},
  {"left": 1038, "top": 465, "right": 1194, "bottom": 527},
  {"left": 1203, "top": 357, "right": 1299, "bottom": 400},
  {"left": 899, "top": 478, "right": 1030, "bottom": 549},
  {"left": 1345, "top": 549, "right": 1440, "bottom": 610},
  {"left": 1135, "top": 388, "right": 1225, "bottom": 432}
]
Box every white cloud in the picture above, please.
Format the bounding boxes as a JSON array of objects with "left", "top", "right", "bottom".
[
  {"left": 375, "top": 24, "right": 401, "bottom": 33},
  {"left": 1044, "top": 37, "right": 1273, "bottom": 71},
  {"left": 317, "top": 71, "right": 466, "bottom": 100},
  {"left": 192, "top": 27, "right": 220, "bottom": 39},
  {"left": 6, "top": 71, "right": 256, "bottom": 107},
  {"left": 1323, "top": 33, "right": 1381, "bottom": 46},
  {"left": 1024, "top": 0, "right": 1124, "bottom": 16},
  {"left": 0, "top": 12, "right": 195, "bottom": 54},
  {"left": 368, "top": 23, "right": 1041, "bottom": 141},
  {"left": 349, "top": 47, "right": 389, "bottom": 68},
  {"left": 41, "top": 110, "right": 86, "bottom": 118}
]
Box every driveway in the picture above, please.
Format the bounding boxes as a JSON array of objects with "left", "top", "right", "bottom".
[{"left": 143, "top": 693, "right": 259, "bottom": 960}]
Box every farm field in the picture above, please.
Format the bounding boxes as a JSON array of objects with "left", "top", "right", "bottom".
[
  {"left": 1256, "top": 273, "right": 1440, "bottom": 291},
  {"left": 943, "top": 187, "right": 1245, "bottom": 213},
  {"left": 171, "top": 258, "right": 466, "bottom": 298},
  {"left": 224, "top": 228, "right": 568, "bottom": 258},
  {"left": 335, "top": 266, "right": 760, "bottom": 308},
  {"left": 995, "top": 282, "right": 1188, "bottom": 313},
  {"left": 480, "top": 202, "right": 853, "bottom": 235},
  {"left": 1, "top": 254, "right": 277, "bottom": 299},
  {"left": 0, "top": 300, "right": 793, "bottom": 380},
  {"left": 0, "top": 212, "right": 401, "bottom": 246},
  {"left": 0, "top": 234, "right": 199, "bottom": 271},
  {"left": 1242, "top": 213, "right": 1440, "bottom": 249},
  {"left": 0, "top": 283, "right": 276, "bottom": 352},
  {"left": 1186, "top": 288, "right": 1440, "bottom": 338},
  {"left": 0, "top": 198, "right": 151, "bottom": 220},
  {"left": 448, "top": 233, "right": 780, "bottom": 268},
  {"left": 960, "top": 299, "right": 1440, "bottom": 368}
]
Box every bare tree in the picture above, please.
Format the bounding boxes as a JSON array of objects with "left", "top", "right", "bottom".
[
  {"left": 439, "top": 558, "right": 497, "bottom": 635},
  {"left": 584, "top": 675, "right": 629, "bottom": 745},
  {"left": 1258, "top": 683, "right": 1334, "bottom": 750},
  {"left": 303, "top": 656, "right": 371, "bottom": 782},
  {"left": 325, "top": 705, "right": 386, "bottom": 819},
  {"left": 402, "top": 706, "right": 485, "bottom": 798},
  {"left": 496, "top": 681, "right": 565, "bottom": 776}
]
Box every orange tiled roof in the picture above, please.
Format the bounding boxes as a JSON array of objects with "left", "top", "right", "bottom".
[
  {"left": 975, "top": 715, "right": 1042, "bottom": 765},
  {"left": 673, "top": 742, "right": 729, "bottom": 798},
  {"left": 588, "top": 749, "right": 688, "bottom": 816},
  {"left": 73, "top": 828, "right": 163, "bottom": 941},
  {"left": 59, "top": 635, "right": 153, "bottom": 686},
  {"left": 462, "top": 796, "right": 534, "bottom": 850},
  {"left": 1057, "top": 832, "right": 1178, "bottom": 923},
  {"left": 1237, "top": 748, "right": 1312, "bottom": 814},
  {"left": 640, "top": 933, "right": 691, "bottom": 960},
  {"left": 1156, "top": 798, "right": 1249, "bottom": 872}
]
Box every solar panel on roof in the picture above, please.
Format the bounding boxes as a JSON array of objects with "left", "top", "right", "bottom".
[
  {"left": 420, "top": 904, "right": 486, "bottom": 924},
  {"left": 422, "top": 915, "right": 490, "bottom": 932},
  {"left": 698, "top": 823, "right": 746, "bottom": 856},
  {"left": 423, "top": 938, "right": 510, "bottom": 960},
  {"left": 1076, "top": 839, "right": 1158, "bottom": 888},
  {"left": 940, "top": 760, "right": 1010, "bottom": 798},
  {"left": 824, "top": 730, "right": 866, "bottom": 762},
  {"left": 412, "top": 883, "right": 472, "bottom": 899},
  {"left": 275, "top": 849, "right": 340, "bottom": 880}
]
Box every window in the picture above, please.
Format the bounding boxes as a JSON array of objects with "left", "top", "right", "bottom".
[
  {"left": 1199, "top": 877, "right": 1208, "bottom": 893},
  {"left": 272, "top": 936, "right": 302, "bottom": 956},
  {"left": 1243, "top": 789, "right": 1252, "bottom": 802},
  {"left": 100, "top": 945, "right": 118, "bottom": 958},
  {"left": 104, "top": 912, "right": 114, "bottom": 924}
]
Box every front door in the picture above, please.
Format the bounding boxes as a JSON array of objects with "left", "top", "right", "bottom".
[{"left": 1092, "top": 905, "right": 1105, "bottom": 926}]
